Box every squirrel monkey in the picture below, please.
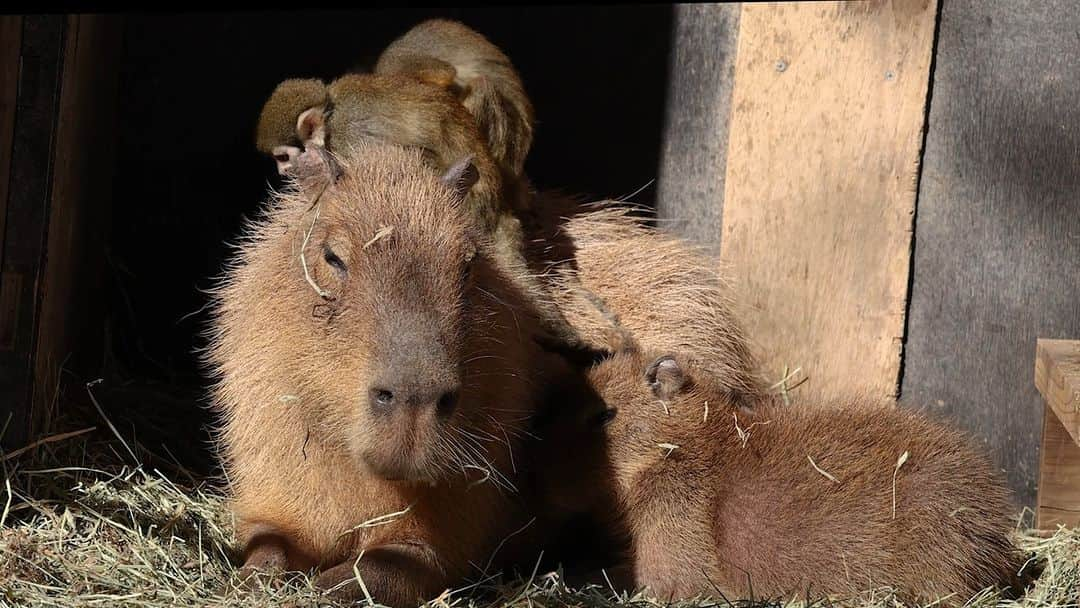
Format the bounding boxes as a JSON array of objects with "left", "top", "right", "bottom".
[
  {"left": 253, "top": 21, "right": 596, "bottom": 347},
  {"left": 375, "top": 18, "right": 535, "bottom": 178},
  {"left": 255, "top": 72, "right": 511, "bottom": 234}
]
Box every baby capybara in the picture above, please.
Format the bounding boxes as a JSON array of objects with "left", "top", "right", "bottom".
[
  {"left": 206, "top": 142, "right": 567, "bottom": 607},
  {"left": 573, "top": 348, "right": 1028, "bottom": 605}
]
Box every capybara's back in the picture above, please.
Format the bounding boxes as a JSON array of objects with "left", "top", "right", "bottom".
[
  {"left": 712, "top": 396, "right": 1022, "bottom": 604},
  {"left": 544, "top": 205, "right": 764, "bottom": 403}
]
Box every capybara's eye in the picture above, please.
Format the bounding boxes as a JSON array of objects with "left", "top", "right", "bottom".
[
  {"left": 461, "top": 257, "right": 474, "bottom": 284},
  {"left": 323, "top": 246, "right": 347, "bottom": 275},
  {"left": 596, "top": 407, "right": 618, "bottom": 426}
]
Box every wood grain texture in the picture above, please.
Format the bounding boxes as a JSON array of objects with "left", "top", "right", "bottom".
[
  {"left": 32, "top": 15, "right": 122, "bottom": 430},
  {"left": 1036, "top": 339, "right": 1080, "bottom": 446},
  {"left": 1036, "top": 408, "right": 1080, "bottom": 530},
  {"left": 900, "top": 0, "right": 1080, "bottom": 509},
  {"left": 0, "top": 16, "right": 22, "bottom": 259},
  {"left": 0, "top": 16, "right": 65, "bottom": 449},
  {"left": 656, "top": 3, "right": 740, "bottom": 251},
  {"left": 718, "top": 0, "right": 937, "bottom": 396}
]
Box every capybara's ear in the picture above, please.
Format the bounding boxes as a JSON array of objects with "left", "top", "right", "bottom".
[
  {"left": 646, "top": 355, "right": 686, "bottom": 400},
  {"left": 440, "top": 156, "right": 479, "bottom": 202}
]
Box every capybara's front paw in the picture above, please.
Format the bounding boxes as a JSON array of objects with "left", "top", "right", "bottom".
[
  {"left": 231, "top": 531, "right": 293, "bottom": 592},
  {"left": 314, "top": 562, "right": 369, "bottom": 602}
]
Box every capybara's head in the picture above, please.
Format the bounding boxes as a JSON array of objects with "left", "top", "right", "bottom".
[
  {"left": 585, "top": 348, "right": 727, "bottom": 491},
  {"left": 209, "top": 142, "right": 532, "bottom": 487}
]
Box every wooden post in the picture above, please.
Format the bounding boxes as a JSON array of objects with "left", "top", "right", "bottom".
[
  {"left": 0, "top": 16, "right": 21, "bottom": 261},
  {"left": 32, "top": 15, "right": 122, "bottom": 431},
  {"left": 1034, "top": 339, "right": 1080, "bottom": 530},
  {"left": 0, "top": 15, "right": 121, "bottom": 447},
  {"left": 0, "top": 16, "right": 66, "bottom": 448},
  {"left": 656, "top": 4, "right": 740, "bottom": 250},
  {"left": 718, "top": 0, "right": 937, "bottom": 398}
]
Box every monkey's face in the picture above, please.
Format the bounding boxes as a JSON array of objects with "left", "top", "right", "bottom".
[
  {"left": 285, "top": 145, "right": 507, "bottom": 485},
  {"left": 271, "top": 145, "right": 302, "bottom": 175}
]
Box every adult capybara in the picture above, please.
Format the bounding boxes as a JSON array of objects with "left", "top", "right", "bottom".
[
  {"left": 206, "top": 142, "right": 571, "bottom": 607},
  {"left": 564, "top": 347, "right": 1028, "bottom": 605}
]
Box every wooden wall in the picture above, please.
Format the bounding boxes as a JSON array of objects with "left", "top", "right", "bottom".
[
  {"left": 657, "top": 0, "right": 1080, "bottom": 508},
  {"left": 0, "top": 16, "right": 120, "bottom": 447},
  {"left": 900, "top": 0, "right": 1080, "bottom": 508},
  {"left": 656, "top": 4, "right": 739, "bottom": 251},
  {"left": 0, "top": 16, "right": 66, "bottom": 448}
]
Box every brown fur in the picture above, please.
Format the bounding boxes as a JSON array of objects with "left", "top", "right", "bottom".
[
  {"left": 375, "top": 18, "right": 534, "bottom": 176},
  {"left": 254, "top": 73, "right": 518, "bottom": 233},
  {"left": 253, "top": 78, "right": 328, "bottom": 159},
  {"left": 529, "top": 202, "right": 765, "bottom": 404},
  {"left": 251, "top": 71, "right": 580, "bottom": 345},
  {"left": 574, "top": 349, "right": 1027, "bottom": 604},
  {"left": 205, "top": 142, "right": 563, "bottom": 607}
]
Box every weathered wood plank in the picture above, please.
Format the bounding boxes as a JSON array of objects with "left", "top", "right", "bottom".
[
  {"left": 1035, "top": 339, "right": 1080, "bottom": 446},
  {"left": 901, "top": 0, "right": 1080, "bottom": 509},
  {"left": 1035, "top": 339, "right": 1080, "bottom": 529},
  {"left": 32, "top": 15, "right": 123, "bottom": 430},
  {"left": 0, "top": 16, "right": 65, "bottom": 448},
  {"left": 1036, "top": 407, "right": 1080, "bottom": 530},
  {"left": 718, "top": 0, "right": 937, "bottom": 396},
  {"left": 656, "top": 3, "right": 740, "bottom": 250},
  {"left": 0, "top": 16, "right": 22, "bottom": 259}
]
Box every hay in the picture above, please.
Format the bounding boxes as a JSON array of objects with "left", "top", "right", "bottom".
[{"left": 1, "top": 429, "right": 1077, "bottom": 608}]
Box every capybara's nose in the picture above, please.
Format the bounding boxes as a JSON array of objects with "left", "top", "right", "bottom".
[
  {"left": 370, "top": 388, "right": 395, "bottom": 410},
  {"left": 369, "top": 382, "right": 461, "bottom": 416}
]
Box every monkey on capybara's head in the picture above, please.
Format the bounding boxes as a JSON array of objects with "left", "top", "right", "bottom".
[
  {"left": 205, "top": 141, "right": 576, "bottom": 607},
  {"left": 562, "top": 347, "right": 1033, "bottom": 605},
  {"left": 375, "top": 18, "right": 534, "bottom": 177}
]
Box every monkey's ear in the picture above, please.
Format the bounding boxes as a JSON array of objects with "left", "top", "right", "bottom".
[
  {"left": 296, "top": 106, "right": 327, "bottom": 147},
  {"left": 440, "top": 157, "right": 479, "bottom": 202},
  {"left": 646, "top": 356, "right": 687, "bottom": 400}
]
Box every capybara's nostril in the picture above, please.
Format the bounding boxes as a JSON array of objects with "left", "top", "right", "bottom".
[
  {"left": 370, "top": 388, "right": 395, "bottom": 411},
  {"left": 436, "top": 389, "right": 460, "bottom": 415}
]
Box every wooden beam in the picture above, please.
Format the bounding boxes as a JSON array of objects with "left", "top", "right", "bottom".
[
  {"left": 1036, "top": 406, "right": 1080, "bottom": 530},
  {"left": 656, "top": 4, "right": 740, "bottom": 250},
  {"left": 1036, "top": 339, "right": 1080, "bottom": 446},
  {"left": 0, "top": 16, "right": 65, "bottom": 448},
  {"left": 0, "top": 16, "right": 22, "bottom": 259},
  {"left": 1035, "top": 339, "right": 1080, "bottom": 529},
  {"left": 32, "top": 15, "right": 123, "bottom": 431},
  {"left": 718, "top": 0, "right": 937, "bottom": 397}
]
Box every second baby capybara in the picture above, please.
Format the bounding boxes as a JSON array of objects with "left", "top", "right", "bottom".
[
  {"left": 567, "top": 347, "right": 1029, "bottom": 605},
  {"left": 205, "top": 141, "right": 575, "bottom": 607}
]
